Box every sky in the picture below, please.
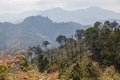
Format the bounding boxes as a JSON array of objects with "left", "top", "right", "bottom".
[{"left": 0, "top": 0, "right": 120, "bottom": 14}]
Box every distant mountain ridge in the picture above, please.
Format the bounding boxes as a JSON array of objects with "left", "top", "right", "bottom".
[
  {"left": 39, "top": 7, "right": 120, "bottom": 24},
  {"left": 0, "top": 15, "right": 87, "bottom": 50},
  {"left": 0, "top": 7, "right": 120, "bottom": 24}
]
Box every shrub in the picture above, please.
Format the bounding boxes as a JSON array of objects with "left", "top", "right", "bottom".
[{"left": 0, "top": 49, "right": 41, "bottom": 80}]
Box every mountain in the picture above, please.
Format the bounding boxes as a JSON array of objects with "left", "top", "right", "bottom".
[
  {"left": 0, "top": 15, "right": 87, "bottom": 50},
  {"left": 0, "top": 10, "right": 39, "bottom": 23},
  {"left": 107, "top": 19, "right": 120, "bottom": 23},
  {"left": 39, "top": 7, "right": 120, "bottom": 24},
  {"left": 0, "top": 7, "right": 120, "bottom": 24}
]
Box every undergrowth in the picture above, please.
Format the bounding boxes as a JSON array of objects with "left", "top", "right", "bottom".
[{"left": 0, "top": 49, "right": 41, "bottom": 80}]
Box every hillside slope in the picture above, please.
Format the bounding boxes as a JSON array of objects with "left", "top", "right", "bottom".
[{"left": 0, "top": 15, "right": 86, "bottom": 50}]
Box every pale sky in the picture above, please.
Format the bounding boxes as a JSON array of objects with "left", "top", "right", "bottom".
[{"left": 0, "top": 0, "right": 120, "bottom": 14}]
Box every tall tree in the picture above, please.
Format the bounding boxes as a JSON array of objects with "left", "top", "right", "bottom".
[
  {"left": 38, "top": 55, "right": 49, "bottom": 72},
  {"left": 32, "top": 45, "right": 42, "bottom": 56},
  {"left": 94, "top": 21, "right": 102, "bottom": 30},
  {"left": 109, "top": 21, "right": 119, "bottom": 31},
  {"left": 75, "top": 29, "right": 84, "bottom": 40},
  {"left": 42, "top": 40, "right": 50, "bottom": 50},
  {"left": 104, "top": 21, "right": 110, "bottom": 27},
  {"left": 85, "top": 27, "right": 98, "bottom": 52},
  {"left": 56, "top": 35, "right": 67, "bottom": 47}
]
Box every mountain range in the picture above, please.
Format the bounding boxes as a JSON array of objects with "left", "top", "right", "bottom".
[
  {"left": 0, "top": 7, "right": 120, "bottom": 24},
  {"left": 0, "top": 6, "right": 120, "bottom": 50},
  {"left": 0, "top": 15, "right": 87, "bottom": 50}
]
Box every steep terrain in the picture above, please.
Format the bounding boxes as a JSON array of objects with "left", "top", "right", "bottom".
[
  {"left": 0, "top": 7, "right": 120, "bottom": 24},
  {"left": 0, "top": 15, "right": 86, "bottom": 50}
]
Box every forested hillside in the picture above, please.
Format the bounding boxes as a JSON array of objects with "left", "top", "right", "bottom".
[
  {"left": 24, "top": 21, "right": 120, "bottom": 80},
  {"left": 0, "top": 21, "right": 120, "bottom": 80},
  {"left": 0, "top": 15, "right": 86, "bottom": 50}
]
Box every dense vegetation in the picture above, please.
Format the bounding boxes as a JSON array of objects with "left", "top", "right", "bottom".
[
  {"left": 26, "top": 21, "right": 120, "bottom": 80},
  {"left": 0, "top": 49, "right": 41, "bottom": 80},
  {"left": 1, "top": 21, "right": 120, "bottom": 80}
]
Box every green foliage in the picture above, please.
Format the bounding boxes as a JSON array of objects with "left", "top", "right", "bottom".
[
  {"left": 83, "top": 62, "right": 98, "bottom": 77},
  {"left": 37, "top": 55, "right": 49, "bottom": 72},
  {"left": 70, "top": 63, "right": 82, "bottom": 80},
  {"left": 75, "top": 29, "right": 85, "bottom": 40},
  {"left": 85, "top": 27, "right": 98, "bottom": 51},
  {"left": 30, "top": 21, "right": 120, "bottom": 79},
  {"left": 56, "top": 35, "right": 67, "bottom": 47},
  {"left": 83, "top": 21, "right": 120, "bottom": 70},
  {"left": 2, "top": 21, "right": 120, "bottom": 80}
]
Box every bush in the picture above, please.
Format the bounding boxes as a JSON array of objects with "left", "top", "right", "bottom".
[{"left": 0, "top": 49, "right": 41, "bottom": 80}]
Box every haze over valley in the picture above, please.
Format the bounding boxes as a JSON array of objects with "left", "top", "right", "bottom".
[
  {"left": 0, "top": 0, "right": 120, "bottom": 80},
  {"left": 0, "top": 7, "right": 120, "bottom": 25}
]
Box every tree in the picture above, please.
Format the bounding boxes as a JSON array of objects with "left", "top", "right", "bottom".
[
  {"left": 42, "top": 40, "right": 50, "bottom": 50},
  {"left": 56, "top": 35, "right": 67, "bottom": 47},
  {"left": 85, "top": 27, "right": 98, "bottom": 51},
  {"left": 38, "top": 55, "right": 49, "bottom": 72},
  {"left": 27, "top": 47, "right": 33, "bottom": 61},
  {"left": 83, "top": 62, "right": 98, "bottom": 78},
  {"left": 75, "top": 29, "right": 84, "bottom": 40},
  {"left": 99, "top": 28, "right": 120, "bottom": 65},
  {"left": 67, "top": 38, "right": 75, "bottom": 43},
  {"left": 70, "top": 63, "right": 82, "bottom": 80},
  {"left": 110, "top": 20, "right": 119, "bottom": 31},
  {"left": 104, "top": 21, "right": 110, "bottom": 27},
  {"left": 27, "top": 45, "right": 42, "bottom": 58},
  {"left": 94, "top": 21, "right": 102, "bottom": 30},
  {"left": 32, "top": 45, "right": 42, "bottom": 56}
]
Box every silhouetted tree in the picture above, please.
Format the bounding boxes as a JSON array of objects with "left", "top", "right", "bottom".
[
  {"left": 75, "top": 29, "right": 84, "bottom": 40},
  {"left": 56, "top": 35, "right": 67, "bottom": 47},
  {"left": 94, "top": 21, "right": 102, "bottom": 30},
  {"left": 42, "top": 40, "right": 50, "bottom": 50},
  {"left": 38, "top": 55, "right": 49, "bottom": 72}
]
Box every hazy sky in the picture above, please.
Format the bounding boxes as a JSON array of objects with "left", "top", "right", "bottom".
[{"left": 0, "top": 0, "right": 120, "bottom": 14}]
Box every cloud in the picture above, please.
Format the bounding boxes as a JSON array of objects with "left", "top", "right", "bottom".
[
  {"left": 0, "top": 0, "right": 39, "bottom": 14},
  {"left": 60, "top": 0, "right": 119, "bottom": 9},
  {"left": 0, "top": 0, "right": 119, "bottom": 14}
]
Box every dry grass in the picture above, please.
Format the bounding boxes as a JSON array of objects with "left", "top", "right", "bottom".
[
  {"left": 0, "top": 48, "right": 60, "bottom": 80},
  {"left": 48, "top": 72, "right": 59, "bottom": 80},
  {"left": 1, "top": 47, "right": 120, "bottom": 80},
  {"left": 0, "top": 48, "right": 41, "bottom": 80}
]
